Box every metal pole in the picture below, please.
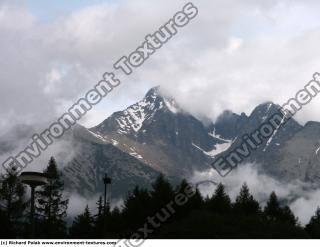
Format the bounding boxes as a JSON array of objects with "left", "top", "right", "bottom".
[
  {"left": 104, "top": 182, "right": 107, "bottom": 211},
  {"left": 103, "top": 173, "right": 111, "bottom": 213},
  {"left": 30, "top": 186, "right": 35, "bottom": 238}
]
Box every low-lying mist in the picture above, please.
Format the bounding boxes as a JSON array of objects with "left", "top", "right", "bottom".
[{"left": 191, "top": 163, "right": 320, "bottom": 225}]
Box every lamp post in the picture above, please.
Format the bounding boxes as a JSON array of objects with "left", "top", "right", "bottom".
[
  {"left": 103, "top": 173, "right": 112, "bottom": 211},
  {"left": 0, "top": 179, "right": 3, "bottom": 210},
  {"left": 19, "top": 172, "right": 48, "bottom": 238}
]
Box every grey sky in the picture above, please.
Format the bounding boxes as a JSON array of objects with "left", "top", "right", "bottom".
[{"left": 1, "top": 0, "right": 320, "bottom": 134}]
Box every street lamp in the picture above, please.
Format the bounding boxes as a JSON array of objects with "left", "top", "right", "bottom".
[
  {"left": 19, "top": 172, "right": 48, "bottom": 238},
  {"left": 103, "top": 173, "right": 112, "bottom": 211}
]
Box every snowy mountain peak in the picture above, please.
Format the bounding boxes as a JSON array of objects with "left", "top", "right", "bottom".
[
  {"left": 144, "top": 86, "right": 180, "bottom": 114},
  {"left": 92, "top": 86, "right": 180, "bottom": 136}
]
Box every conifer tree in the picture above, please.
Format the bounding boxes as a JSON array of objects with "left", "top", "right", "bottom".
[
  {"left": 150, "top": 174, "right": 175, "bottom": 212},
  {"left": 279, "top": 205, "right": 297, "bottom": 225},
  {"left": 208, "top": 183, "right": 231, "bottom": 214},
  {"left": 70, "top": 206, "right": 94, "bottom": 238},
  {"left": 36, "top": 157, "right": 68, "bottom": 238},
  {"left": 96, "top": 196, "right": 103, "bottom": 219},
  {"left": 0, "top": 208, "right": 12, "bottom": 238},
  {"left": 123, "top": 186, "right": 151, "bottom": 230},
  {"left": 264, "top": 191, "right": 297, "bottom": 225},
  {"left": 0, "top": 170, "right": 26, "bottom": 237},
  {"left": 175, "top": 180, "right": 202, "bottom": 218},
  {"left": 305, "top": 207, "right": 320, "bottom": 238},
  {"left": 264, "top": 191, "right": 281, "bottom": 221},
  {"left": 233, "top": 183, "right": 260, "bottom": 215},
  {"left": 0, "top": 170, "right": 26, "bottom": 220},
  {"left": 94, "top": 196, "right": 109, "bottom": 238}
]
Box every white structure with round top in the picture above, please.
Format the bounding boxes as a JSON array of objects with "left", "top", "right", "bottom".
[
  {"left": 19, "top": 171, "right": 49, "bottom": 238},
  {"left": 19, "top": 172, "right": 49, "bottom": 187}
]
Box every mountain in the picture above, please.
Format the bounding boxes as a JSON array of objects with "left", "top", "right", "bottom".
[
  {"left": 62, "top": 87, "right": 235, "bottom": 198},
  {"left": 1, "top": 87, "right": 319, "bottom": 199},
  {"left": 275, "top": 121, "right": 320, "bottom": 183},
  {"left": 214, "top": 102, "right": 303, "bottom": 176},
  {"left": 90, "top": 86, "right": 230, "bottom": 176},
  {"left": 37, "top": 87, "right": 320, "bottom": 198}
]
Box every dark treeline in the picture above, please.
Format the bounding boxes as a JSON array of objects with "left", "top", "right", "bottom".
[{"left": 1, "top": 157, "right": 320, "bottom": 239}]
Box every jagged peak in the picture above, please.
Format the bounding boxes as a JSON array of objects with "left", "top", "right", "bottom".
[
  {"left": 216, "top": 110, "right": 240, "bottom": 120},
  {"left": 304, "top": 121, "right": 320, "bottom": 129},
  {"left": 144, "top": 86, "right": 161, "bottom": 98},
  {"left": 143, "top": 86, "right": 180, "bottom": 114},
  {"left": 253, "top": 101, "right": 278, "bottom": 111},
  {"left": 144, "top": 86, "right": 173, "bottom": 100},
  {"left": 97, "top": 87, "right": 181, "bottom": 135},
  {"left": 249, "top": 101, "right": 280, "bottom": 118}
]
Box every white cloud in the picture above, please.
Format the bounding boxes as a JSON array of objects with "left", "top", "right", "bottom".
[
  {"left": 191, "top": 163, "right": 320, "bottom": 225},
  {"left": 67, "top": 192, "right": 124, "bottom": 222}
]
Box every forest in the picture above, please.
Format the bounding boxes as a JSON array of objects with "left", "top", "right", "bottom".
[{"left": 1, "top": 157, "right": 320, "bottom": 239}]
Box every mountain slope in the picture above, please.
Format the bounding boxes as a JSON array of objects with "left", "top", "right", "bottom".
[
  {"left": 275, "top": 121, "right": 320, "bottom": 182},
  {"left": 62, "top": 125, "right": 161, "bottom": 198},
  {"left": 214, "top": 102, "right": 303, "bottom": 175},
  {"left": 59, "top": 88, "right": 320, "bottom": 198},
  {"left": 90, "top": 87, "right": 231, "bottom": 176}
]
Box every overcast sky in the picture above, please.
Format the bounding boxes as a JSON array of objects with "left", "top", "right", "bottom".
[{"left": 1, "top": 0, "right": 320, "bottom": 136}]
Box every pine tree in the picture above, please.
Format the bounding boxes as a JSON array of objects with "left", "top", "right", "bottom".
[
  {"left": 279, "top": 205, "right": 297, "bottom": 225},
  {"left": 36, "top": 157, "right": 68, "bottom": 238},
  {"left": 208, "top": 183, "right": 231, "bottom": 214},
  {"left": 104, "top": 207, "right": 123, "bottom": 239},
  {"left": 0, "top": 170, "right": 26, "bottom": 237},
  {"left": 233, "top": 183, "right": 260, "bottom": 215},
  {"left": 96, "top": 196, "right": 103, "bottom": 219},
  {"left": 123, "top": 186, "right": 152, "bottom": 230},
  {"left": 0, "top": 207, "right": 12, "bottom": 238},
  {"left": 264, "top": 191, "right": 297, "bottom": 225},
  {"left": 70, "top": 206, "right": 94, "bottom": 238},
  {"left": 264, "top": 191, "right": 281, "bottom": 221},
  {"left": 150, "top": 174, "right": 175, "bottom": 212},
  {"left": 0, "top": 171, "right": 26, "bottom": 220},
  {"left": 175, "top": 180, "right": 203, "bottom": 218},
  {"left": 306, "top": 207, "right": 320, "bottom": 238},
  {"left": 94, "top": 196, "right": 109, "bottom": 238},
  {"left": 110, "top": 206, "right": 122, "bottom": 235}
]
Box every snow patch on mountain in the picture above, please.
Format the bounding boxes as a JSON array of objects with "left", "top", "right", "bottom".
[
  {"left": 192, "top": 139, "right": 233, "bottom": 158},
  {"left": 129, "top": 152, "right": 143, "bottom": 160},
  {"left": 191, "top": 129, "right": 234, "bottom": 158},
  {"left": 116, "top": 101, "right": 149, "bottom": 134},
  {"left": 88, "top": 130, "right": 108, "bottom": 143},
  {"left": 208, "top": 129, "right": 230, "bottom": 142},
  {"left": 111, "top": 139, "right": 119, "bottom": 146},
  {"left": 205, "top": 140, "right": 233, "bottom": 157},
  {"left": 111, "top": 87, "right": 181, "bottom": 135},
  {"left": 262, "top": 103, "right": 273, "bottom": 122},
  {"left": 263, "top": 114, "right": 286, "bottom": 152},
  {"left": 163, "top": 98, "right": 179, "bottom": 114}
]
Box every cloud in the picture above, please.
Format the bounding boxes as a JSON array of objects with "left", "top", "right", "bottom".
[
  {"left": 1, "top": 0, "right": 320, "bottom": 133},
  {"left": 67, "top": 192, "right": 124, "bottom": 224},
  {"left": 191, "top": 163, "right": 320, "bottom": 225}
]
